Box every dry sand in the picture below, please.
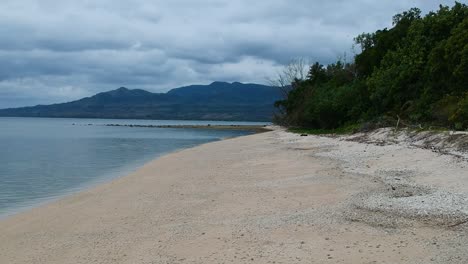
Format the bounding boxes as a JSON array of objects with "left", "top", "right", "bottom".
[{"left": 1, "top": 128, "right": 467, "bottom": 264}]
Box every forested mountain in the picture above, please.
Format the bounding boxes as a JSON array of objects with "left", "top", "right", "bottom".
[
  {"left": 275, "top": 2, "right": 468, "bottom": 130},
  {"left": 0, "top": 82, "right": 281, "bottom": 121}
]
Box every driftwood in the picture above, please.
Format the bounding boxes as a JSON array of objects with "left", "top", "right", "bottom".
[
  {"left": 448, "top": 219, "right": 468, "bottom": 228},
  {"left": 394, "top": 115, "right": 401, "bottom": 133}
]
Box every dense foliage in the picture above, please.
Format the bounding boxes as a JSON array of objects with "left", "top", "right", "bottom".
[{"left": 275, "top": 3, "right": 468, "bottom": 130}]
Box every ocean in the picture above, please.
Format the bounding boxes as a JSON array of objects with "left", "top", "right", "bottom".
[{"left": 0, "top": 117, "right": 265, "bottom": 217}]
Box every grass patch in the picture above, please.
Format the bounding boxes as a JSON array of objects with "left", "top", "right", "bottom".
[{"left": 288, "top": 124, "right": 360, "bottom": 135}]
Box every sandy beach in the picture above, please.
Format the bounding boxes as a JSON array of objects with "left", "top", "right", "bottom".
[{"left": 1, "top": 128, "right": 467, "bottom": 264}]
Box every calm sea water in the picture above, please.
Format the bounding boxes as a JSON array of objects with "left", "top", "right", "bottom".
[{"left": 0, "top": 117, "right": 266, "bottom": 217}]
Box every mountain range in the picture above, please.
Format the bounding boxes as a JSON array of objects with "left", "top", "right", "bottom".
[{"left": 0, "top": 82, "right": 281, "bottom": 121}]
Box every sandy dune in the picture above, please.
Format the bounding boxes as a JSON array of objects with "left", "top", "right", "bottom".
[{"left": 1, "top": 129, "right": 467, "bottom": 263}]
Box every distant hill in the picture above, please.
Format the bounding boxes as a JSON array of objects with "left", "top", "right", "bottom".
[{"left": 0, "top": 82, "right": 281, "bottom": 121}]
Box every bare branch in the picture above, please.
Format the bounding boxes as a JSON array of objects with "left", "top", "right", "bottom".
[{"left": 266, "top": 58, "right": 309, "bottom": 99}]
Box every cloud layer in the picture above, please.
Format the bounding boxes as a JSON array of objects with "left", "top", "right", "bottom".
[{"left": 0, "top": 0, "right": 456, "bottom": 107}]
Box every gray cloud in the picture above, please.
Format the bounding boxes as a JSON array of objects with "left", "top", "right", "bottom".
[{"left": 0, "top": 0, "right": 457, "bottom": 108}]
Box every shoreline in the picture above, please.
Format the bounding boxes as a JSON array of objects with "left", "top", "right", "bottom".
[
  {"left": 0, "top": 151, "right": 167, "bottom": 220},
  {"left": 0, "top": 127, "right": 261, "bottom": 220},
  {"left": 1, "top": 129, "right": 467, "bottom": 263}
]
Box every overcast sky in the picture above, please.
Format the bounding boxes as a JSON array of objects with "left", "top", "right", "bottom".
[{"left": 0, "top": 0, "right": 458, "bottom": 108}]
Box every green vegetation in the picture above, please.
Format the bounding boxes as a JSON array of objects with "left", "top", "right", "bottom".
[
  {"left": 275, "top": 3, "right": 468, "bottom": 132},
  {"left": 288, "top": 124, "right": 360, "bottom": 135}
]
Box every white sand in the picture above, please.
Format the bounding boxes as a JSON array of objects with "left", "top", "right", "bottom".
[{"left": 1, "top": 128, "right": 467, "bottom": 264}]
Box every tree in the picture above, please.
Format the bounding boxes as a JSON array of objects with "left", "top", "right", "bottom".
[
  {"left": 274, "top": 2, "right": 468, "bottom": 130},
  {"left": 267, "top": 58, "right": 309, "bottom": 98}
]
